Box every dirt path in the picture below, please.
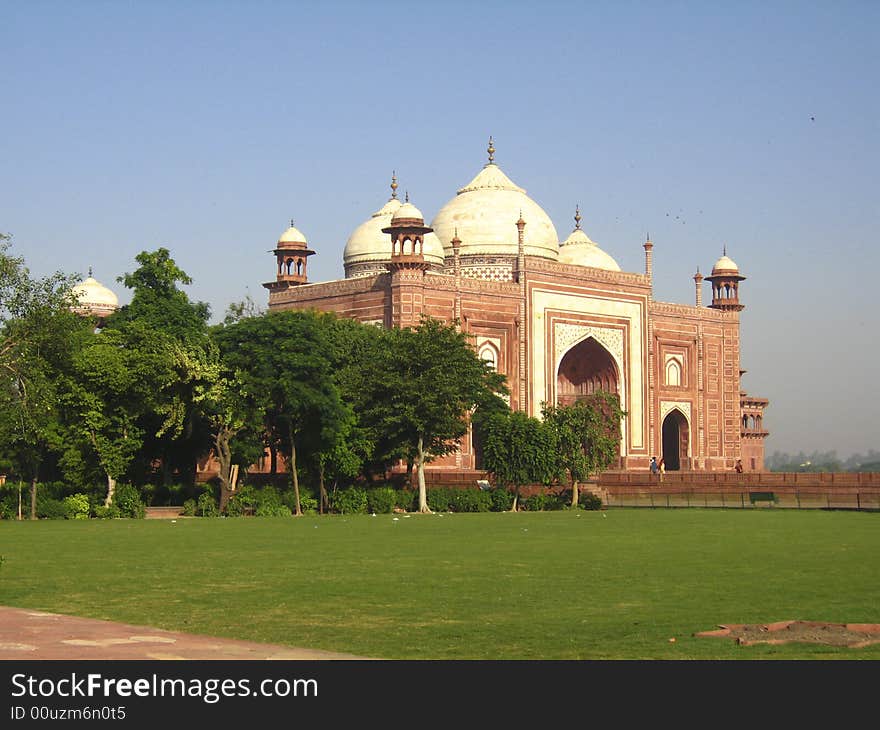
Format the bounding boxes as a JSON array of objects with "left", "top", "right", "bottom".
[{"left": 0, "top": 606, "right": 372, "bottom": 660}]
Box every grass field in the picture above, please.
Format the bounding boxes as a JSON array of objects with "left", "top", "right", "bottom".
[{"left": 1, "top": 509, "right": 878, "bottom": 659}]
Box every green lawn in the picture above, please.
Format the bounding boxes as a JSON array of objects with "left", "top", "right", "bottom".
[{"left": 1, "top": 509, "right": 878, "bottom": 659}]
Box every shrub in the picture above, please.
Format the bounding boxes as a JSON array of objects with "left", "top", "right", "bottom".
[
  {"left": 63, "top": 493, "right": 91, "bottom": 520},
  {"left": 367, "top": 486, "right": 398, "bottom": 514},
  {"left": 395, "top": 489, "right": 416, "bottom": 512},
  {"left": 579, "top": 491, "right": 603, "bottom": 511},
  {"left": 254, "top": 486, "right": 291, "bottom": 517},
  {"left": 280, "top": 488, "right": 316, "bottom": 514},
  {"left": 450, "top": 488, "right": 492, "bottom": 513},
  {"left": 543, "top": 490, "right": 569, "bottom": 511},
  {"left": 331, "top": 487, "right": 368, "bottom": 514},
  {"left": 0, "top": 490, "right": 19, "bottom": 520},
  {"left": 94, "top": 504, "right": 120, "bottom": 519},
  {"left": 489, "top": 487, "right": 514, "bottom": 512},
  {"left": 114, "top": 484, "right": 146, "bottom": 519},
  {"left": 181, "top": 499, "right": 197, "bottom": 517},
  {"left": 36, "top": 496, "right": 66, "bottom": 520},
  {"left": 197, "top": 491, "right": 219, "bottom": 517},
  {"left": 225, "top": 485, "right": 257, "bottom": 516},
  {"left": 426, "top": 487, "right": 454, "bottom": 512},
  {"left": 523, "top": 493, "right": 547, "bottom": 512}
]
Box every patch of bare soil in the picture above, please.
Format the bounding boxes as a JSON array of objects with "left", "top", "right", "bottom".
[{"left": 694, "top": 621, "right": 880, "bottom": 647}]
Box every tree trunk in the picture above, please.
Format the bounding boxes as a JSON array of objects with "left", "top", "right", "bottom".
[
  {"left": 104, "top": 473, "right": 116, "bottom": 508},
  {"left": 216, "top": 427, "right": 233, "bottom": 514},
  {"left": 416, "top": 436, "right": 431, "bottom": 513},
  {"left": 571, "top": 479, "right": 579, "bottom": 508},
  {"left": 17, "top": 480, "right": 23, "bottom": 521},
  {"left": 289, "top": 424, "right": 302, "bottom": 516},
  {"left": 318, "top": 464, "right": 328, "bottom": 515},
  {"left": 29, "top": 478, "right": 37, "bottom": 520},
  {"left": 510, "top": 486, "right": 519, "bottom": 513}
]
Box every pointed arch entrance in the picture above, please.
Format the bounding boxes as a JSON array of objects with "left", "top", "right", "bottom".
[
  {"left": 661, "top": 409, "right": 689, "bottom": 471},
  {"left": 556, "top": 337, "right": 619, "bottom": 407}
]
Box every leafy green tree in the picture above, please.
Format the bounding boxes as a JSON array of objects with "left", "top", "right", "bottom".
[
  {"left": 0, "top": 234, "right": 85, "bottom": 517},
  {"left": 542, "top": 391, "right": 625, "bottom": 507},
  {"left": 359, "top": 317, "right": 506, "bottom": 513},
  {"left": 482, "top": 410, "right": 558, "bottom": 512},
  {"left": 58, "top": 326, "right": 156, "bottom": 506},
  {"left": 215, "top": 310, "right": 350, "bottom": 516},
  {"left": 106, "top": 248, "right": 215, "bottom": 487}
]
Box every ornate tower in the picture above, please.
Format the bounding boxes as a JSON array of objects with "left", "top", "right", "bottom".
[
  {"left": 382, "top": 194, "right": 432, "bottom": 328},
  {"left": 705, "top": 247, "right": 745, "bottom": 311},
  {"left": 264, "top": 220, "right": 316, "bottom": 292}
]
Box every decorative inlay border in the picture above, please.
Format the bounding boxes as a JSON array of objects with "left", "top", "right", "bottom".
[
  {"left": 660, "top": 400, "right": 692, "bottom": 424},
  {"left": 554, "top": 323, "right": 624, "bottom": 366}
]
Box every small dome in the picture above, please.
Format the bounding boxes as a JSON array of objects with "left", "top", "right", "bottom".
[
  {"left": 558, "top": 227, "right": 621, "bottom": 271},
  {"left": 344, "top": 195, "right": 443, "bottom": 277},
  {"left": 71, "top": 274, "right": 119, "bottom": 317},
  {"left": 278, "top": 224, "right": 307, "bottom": 245},
  {"left": 391, "top": 201, "right": 425, "bottom": 224},
  {"left": 711, "top": 254, "right": 739, "bottom": 274}
]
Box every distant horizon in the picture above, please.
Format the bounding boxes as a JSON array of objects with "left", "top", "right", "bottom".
[{"left": 3, "top": 1, "right": 877, "bottom": 458}]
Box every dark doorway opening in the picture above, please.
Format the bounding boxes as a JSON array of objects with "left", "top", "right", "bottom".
[
  {"left": 661, "top": 410, "right": 689, "bottom": 471},
  {"left": 557, "top": 337, "right": 618, "bottom": 407}
]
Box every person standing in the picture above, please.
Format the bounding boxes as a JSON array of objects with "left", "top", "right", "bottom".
[
  {"left": 649, "top": 456, "right": 658, "bottom": 475},
  {"left": 735, "top": 459, "right": 743, "bottom": 473},
  {"left": 658, "top": 458, "right": 665, "bottom": 481}
]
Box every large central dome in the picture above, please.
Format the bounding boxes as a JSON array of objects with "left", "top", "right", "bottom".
[{"left": 430, "top": 157, "right": 559, "bottom": 260}]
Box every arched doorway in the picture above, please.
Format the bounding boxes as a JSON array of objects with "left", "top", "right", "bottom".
[
  {"left": 557, "top": 337, "right": 619, "bottom": 407},
  {"left": 661, "top": 410, "right": 689, "bottom": 471}
]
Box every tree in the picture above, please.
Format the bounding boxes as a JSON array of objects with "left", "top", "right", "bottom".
[
  {"left": 359, "top": 317, "right": 506, "bottom": 513},
  {"left": 482, "top": 410, "right": 557, "bottom": 512},
  {"left": 542, "top": 391, "right": 625, "bottom": 507},
  {"left": 58, "top": 326, "right": 157, "bottom": 506},
  {"left": 215, "top": 310, "right": 349, "bottom": 516},
  {"left": 0, "top": 234, "right": 84, "bottom": 517},
  {"left": 107, "top": 248, "right": 215, "bottom": 488}
]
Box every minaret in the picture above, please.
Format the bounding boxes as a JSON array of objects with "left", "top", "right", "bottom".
[
  {"left": 694, "top": 267, "right": 704, "bottom": 307},
  {"left": 264, "top": 219, "right": 315, "bottom": 291},
  {"left": 452, "top": 228, "right": 462, "bottom": 329},
  {"left": 516, "top": 210, "right": 527, "bottom": 413},
  {"left": 382, "top": 193, "right": 432, "bottom": 328},
  {"left": 643, "top": 233, "right": 653, "bottom": 280},
  {"left": 705, "top": 246, "right": 746, "bottom": 311}
]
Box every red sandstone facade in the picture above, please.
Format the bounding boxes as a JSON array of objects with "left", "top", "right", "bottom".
[{"left": 260, "top": 147, "right": 768, "bottom": 474}]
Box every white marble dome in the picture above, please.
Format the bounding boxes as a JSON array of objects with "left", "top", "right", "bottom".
[
  {"left": 558, "top": 227, "right": 621, "bottom": 271},
  {"left": 278, "top": 223, "right": 308, "bottom": 245},
  {"left": 711, "top": 253, "right": 740, "bottom": 274},
  {"left": 391, "top": 201, "right": 425, "bottom": 223},
  {"left": 430, "top": 162, "right": 559, "bottom": 260},
  {"left": 344, "top": 196, "right": 443, "bottom": 277},
  {"left": 71, "top": 273, "right": 119, "bottom": 317}
]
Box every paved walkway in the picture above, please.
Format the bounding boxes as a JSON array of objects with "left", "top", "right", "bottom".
[{"left": 0, "top": 606, "right": 371, "bottom": 660}]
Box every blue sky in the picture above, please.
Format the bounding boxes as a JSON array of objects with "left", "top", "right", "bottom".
[{"left": 2, "top": 0, "right": 878, "bottom": 458}]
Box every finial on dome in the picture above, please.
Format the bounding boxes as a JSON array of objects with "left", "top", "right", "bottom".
[
  {"left": 487, "top": 135, "right": 495, "bottom": 165},
  {"left": 290, "top": 218, "right": 295, "bottom": 228},
  {"left": 391, "top": 171, "right": 398, "bottom": 199},
  {"left": 405, "top": 190, "right": 409, "bottom": 203},
  {"left": 574, "top": 205, "right": 582, "bottom": 230},
  {"left": 88, "top": 266, "right": 93, "bottom": 278},
  {"left": 723, "top": 243, "right": 727, "bottom": 256}
]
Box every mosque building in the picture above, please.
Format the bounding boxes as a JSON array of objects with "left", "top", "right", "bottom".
[{"left": 263, "top": 139, "right": 769, "bottom": 473}]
